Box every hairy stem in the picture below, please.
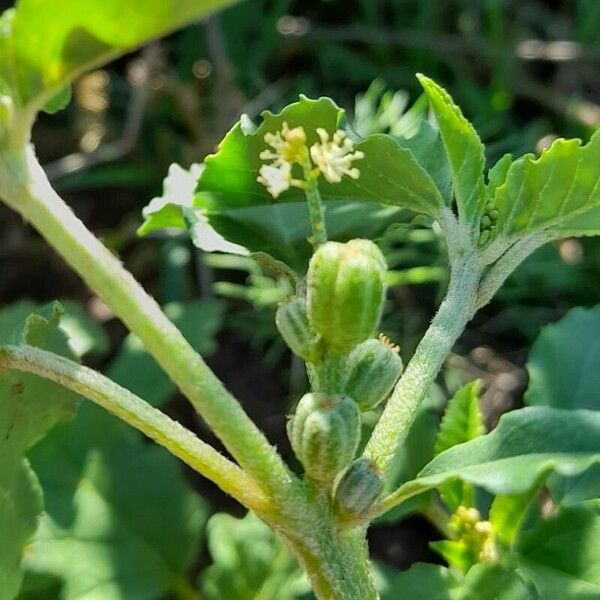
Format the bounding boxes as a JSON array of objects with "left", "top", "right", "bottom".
[
  {"left": 281, "top": 495, "right": 378, "bottom": 600},
  {"left": 0, "top": 147, "right": 291, "bottom": 493},
  {"left": 0, "top": 344, "right": 271, "bottom": 514},
  {"left": 304, "top": 174, "right": 327, "bottom": 248},
  {"left": 364, "top": 251, "right": 481, "bottom": 477},
  {"left": 475, "top": 232, "right": 553, "bottom": 313}
]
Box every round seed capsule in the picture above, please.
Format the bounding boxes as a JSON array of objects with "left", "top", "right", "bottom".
[
  {"left": 335, "top": 458, "right": 384, "bottom": 515},
  {"left": 307, "top": 240, "right": 386, "bottom": 354},
  {"left": 343, "top": 337, "right": 403, "bottom": 411},
  {"left": 289, "top": 392, "right": 360, "bottom": 482},
  {"left": 276, "top": 296, "right": 321, "bottom": 362}
]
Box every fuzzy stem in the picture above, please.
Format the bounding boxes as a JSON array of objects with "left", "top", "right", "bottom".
[
  {"left": 0, "top": 344, "right": 271, "bottom": 514},
  {"left": 0, "top": 147, "right": 291, "bottom": 493},
  {"left": 475, "top": 231, "right": 553, "bottom": 313},
  {"left": 282, "top": 497, "right": 378, "bottom": 600},
  {"left": 304, "top": 174, "right": 327, "bottom": 248},
  {"left": 290, "top": 529, "right": 377, "bottom": 600},
  {"left": 364, "top": 252, "right": 481, "bottom": 476}
]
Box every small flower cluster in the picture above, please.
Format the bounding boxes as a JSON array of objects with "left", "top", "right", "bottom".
[
  {"left": 450, "top": 506, "right": 498, "bottom": 565},
  {"left": 257, "top": 122, "right": 364, "bottom": 198}
]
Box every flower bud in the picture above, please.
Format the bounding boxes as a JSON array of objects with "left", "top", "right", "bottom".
[
  {"left": 275, "top": 296, "right": 321, "bottom": 362},
  {"left": 307, "top": 240, "right": 386, "bottom": 353},
  {"left": 334, "top": 458, "right": 384, "bottom": 515},
  {"left": 343, "top": 336, "right": 403, "bottom": 411},
  {"left": 288, "top": 393, "right": 360, "bottom": 482}
]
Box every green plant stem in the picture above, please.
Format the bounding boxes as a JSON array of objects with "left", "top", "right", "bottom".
[
  {"left": 422, "top": 502, "right": 454, "bottom": 539},
  {"left": 475, "top": 231, "right": 553, "bottom": 312},
  {"left": 0, "top": 147, "right": 292, "bottom": 495},
  {"left": 364, "top": 252, "right": 481, "bottom": 477},
  {"left": 303, "top": 175, "right": 327, "bottom": 248},
  {"left": 284, "top": 514, "right": 377, "bottom": 599},
  {"left": 0, "top": 343, "right": 271, "bottom": 515}
]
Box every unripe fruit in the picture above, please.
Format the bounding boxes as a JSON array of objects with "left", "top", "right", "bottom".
[
  {"left": 288, "top": 393, "right": 360, "bottom": 482},
  {"left": 307, "top": 240, "right": 386, "bottom": 353},
  {"left": 343, "top": 336, "right": 403, "bottom": 411},
  {"left": 276, "top": 296, "right": 320, "bottom": 362},
  {"left": 334, "top": 458, "right": 384, "bottom": 515}
]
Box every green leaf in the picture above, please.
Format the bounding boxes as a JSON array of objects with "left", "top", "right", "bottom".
[
  {"left": 56, "top": 301, "right": 109, "bottom": 358},
  {"left": 489, "top": 488, "right": 540, "bottom": 548},
  {"left": 24, "top": 403, "right": 208, "bottom": 600},
  {"left": 107, "top": 300, "right": 224, "bottom": 407},
  {"left": 517, "top": 500, "right": 600, "bottom": 599},
  {"left": 434, "top": 381, "right": 485, "bottom": 511},
  {"left": 199, "top": 512, "right": 309, "bottom": 600},
  {"left": 435, "top": 381, "right": 485, "bottom": 456},
  {"left": 140, "top": 162, "right": 410, "bottom": 272},
  {"left": 192, "top": 96, "right": 444, "bottom": 269},
  {"left": 198, "top": 96, "right": 443, "bottom": 214},
  {"left": 0, "top": 302, "right": 80, "bottom": 600},
  {"left": 487, "top": 130, "right": 600, "bottom": 244},
  {"left": 525, "top": 306, "right": 600, "bottom": 505},
  {"left": 196, "top": 200, "right": 406, "bottom": 273},
  {"left": 394, "top": 120, "right": 453, "bottom": 204},
  {"left": 1, "top": 0, "right": 237, "bottom": 114},
  {"left": 0, "top": 301, "right": 79, "bottom": 460},
  {"left": 382, "top": 563, "right": 536, "bottom": 600},
  {"left": 0, "top": 460, "right": 43, "bottom": 600},
  {"left": 390, "top": 407, "right": 600, "bottom": 506},
  {"left": 0, "top": 301, "right": 108, "bottom": 360},
  {"left": 526, "top": 305, "right": 600, "bottom": 411},
  {"left": 417, "top": 74, "right": 486, "bottom": 225}
]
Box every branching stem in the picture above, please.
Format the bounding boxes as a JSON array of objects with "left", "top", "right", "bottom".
[
  {"left": 0, "top": 147, "right": 292, "bottom": 495},
  {"left": 0, "top": 344, "right": 271, "bottom": 514}
]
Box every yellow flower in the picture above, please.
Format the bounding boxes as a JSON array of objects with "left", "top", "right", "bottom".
[{"left": 310, "top": 128, "right": 364, "bottom": 183}]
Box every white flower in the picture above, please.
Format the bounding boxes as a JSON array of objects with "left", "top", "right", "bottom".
[
  {"left": 310, "top": 128, "right": 364, "bottom": 183},
  {"left": 257, "top": 162, "right": 293, "bottom": 198},
  {"left": 260, "top": 122, "right": 308, "bottom": 166}
]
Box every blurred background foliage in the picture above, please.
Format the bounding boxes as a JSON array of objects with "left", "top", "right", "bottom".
[{"left": 1, "top": 0, "right": 600, "bottom": 597}]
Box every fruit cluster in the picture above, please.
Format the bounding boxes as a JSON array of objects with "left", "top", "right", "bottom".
[{"left": 277, "top": 239, "right": 403, "bottom": 513}]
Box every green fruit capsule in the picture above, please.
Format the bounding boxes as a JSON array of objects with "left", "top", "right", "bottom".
[
  {"left": 276, "top": 297, "right": 320, "bottom": 362},
  {"left": 343, "top": 336, "right": 403, "bottom": 411},
  {"left": 307, "top": 240, "right": 386, "bottom": 353},
  {"left": 289, "top": 393, "right": 360, "bottom": 482},
  {"left": 334, "top": 458, "right": 384, "bottom": 515}
]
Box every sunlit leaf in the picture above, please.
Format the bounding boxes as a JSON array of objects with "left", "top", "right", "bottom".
[
  {"left": 1, "top": 0, "right": 238, "bottom": 114},
  {"left": 487, "top": 130, "right": 600, "bottom": 245},
  {"left": 199, "top": 512, "right": 309, "bottom": 600},
  {"left": 24, "top": 404, "right": 208, "bottom": 600},
  {"left": 417, "top": 74, "right": 486, "bottom": 225},
  {"left": 386, "top": 407, "right": 600, "bottom": 510},
  {"left": 0, "top": 302, "right": 80, "bottom": 600}
]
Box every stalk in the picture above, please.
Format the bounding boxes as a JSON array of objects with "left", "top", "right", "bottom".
[
  {"left": 364, "top": 251, "right": 481, "bottom": 476},
  {"left": 303, "top": 173, "right": 328, "bottom": 248},
  {"left": 280, "top": 494, "right": 378, "bottom": 600},
  {"left": 0, "top": 344, "right": 271, "bottom": 514},
  {"left": 0, "top": 147, "right": 291, "bottom": 493}
]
